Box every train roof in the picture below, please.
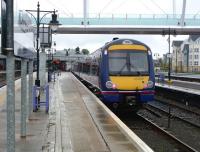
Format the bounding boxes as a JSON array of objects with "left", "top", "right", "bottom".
[
  {"left": 90, "top": 38, "right": 151, "bottom": 57},
  {"left": 103, "top": 38, "right": 151, "bottom": 50}
]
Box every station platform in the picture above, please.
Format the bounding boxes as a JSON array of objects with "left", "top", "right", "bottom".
[
  {"left": 0, "top": 78, "right": 49, "bottom": 152},
  {"left": 156, "top": 82, "right": 200, "bottom": 95},
  {"left": 0, "top": 72, "right": 153, "bottom": 152}
]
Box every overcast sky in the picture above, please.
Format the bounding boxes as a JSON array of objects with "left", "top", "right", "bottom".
[{"left": 15, "top": 0, "right": 200, "bottom": 56}]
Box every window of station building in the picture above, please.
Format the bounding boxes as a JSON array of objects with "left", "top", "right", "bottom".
[
  {"left": 194, "top": 48, "right": 199, "bottom": 53},
  {"left": 194, "top": 61, "right": 199, "bottom": 66},
  {"left": 194, "top": 55, "right": 199, "bottom": 59}
]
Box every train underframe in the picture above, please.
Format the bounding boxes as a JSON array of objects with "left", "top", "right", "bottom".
[{"left": 100, "top": 92, "right": 154, "bottom": 111}]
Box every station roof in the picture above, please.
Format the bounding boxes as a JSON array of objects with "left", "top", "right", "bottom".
[
  {"left": 188, "top": 35, "right": 200, "bottom": 41},
  {"left": 172, "top": 40, "right": 183, "bottom": 47}
]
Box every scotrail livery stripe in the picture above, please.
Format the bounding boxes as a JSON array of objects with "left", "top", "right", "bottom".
[
  {"left": 101, "top": 90, "right": 155, "bottom": 94},
  {"left": 108, "top": 44, "right": 147, "bottom": 51}
]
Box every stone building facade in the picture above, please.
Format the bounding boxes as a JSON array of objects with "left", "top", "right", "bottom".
[{"left": 172, "top": 35, "right": 200, "bottom": 72}]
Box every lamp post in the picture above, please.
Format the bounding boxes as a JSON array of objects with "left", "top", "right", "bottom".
[
  {"left": 26, "top": 2, "right": 60, "bottom": 86},
  {"left": 168, "top": 28, "right": 171, "bottom": 82},
  {"left": 47, "top": 49, "right": 52, "bottom": 82},
  {"left": 52, "top": 42, "right": 56, "bottom": 72},
  {"left": 176, "top": 48, "right": 178, "bottom": 73}
]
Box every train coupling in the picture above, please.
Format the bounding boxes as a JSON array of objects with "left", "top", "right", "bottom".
[{"left": 126, "top": 96, "right": 137, "bottom": 106}]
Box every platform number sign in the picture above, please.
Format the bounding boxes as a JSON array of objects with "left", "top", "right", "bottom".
[{"left": 1, "top": 0, "right": 7, "bottom": 55}]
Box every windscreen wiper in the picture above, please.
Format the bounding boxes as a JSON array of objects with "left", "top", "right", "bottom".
[
  {"left": 129, "top": 63, "right": 142, "bottom": 76},
  {"left": 117, "top": 63, "right": 126, "bottom": 75}
]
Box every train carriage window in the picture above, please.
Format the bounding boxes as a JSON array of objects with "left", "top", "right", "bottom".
[
  {"left": 78, "top": 62, "right": 82, "bottom": 72},
  {"left": 82, "top": 63, "right": 90, "bottom": 74},
  {"left": 91, "top": 64, "right": 99, "bottom": 76},
  {"left": 83, "top": 63, "right": 86, "bottom": 73}
]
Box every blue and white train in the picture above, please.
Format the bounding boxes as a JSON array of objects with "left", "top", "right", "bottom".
[{"left": 73, "top": 38, "right": 155, "bottom": 110}]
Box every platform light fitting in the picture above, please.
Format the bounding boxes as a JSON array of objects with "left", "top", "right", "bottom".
[{"left": 49, "top": 10, "right": 61, "bottom": 32}]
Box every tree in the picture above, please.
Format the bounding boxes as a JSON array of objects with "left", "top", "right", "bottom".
[
  {"left": 75, "top": 47, "right": 80, "bottom": 54},
  {"left": 81, "top": 49, "right": 89, "bottom": 55},
  {"left": 64, "top": 48, "right": 69, "bottom": 56}
]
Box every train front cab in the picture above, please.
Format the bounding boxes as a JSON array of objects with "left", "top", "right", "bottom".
[{"left": 100, "top": 40, "right": 155, "bottom": 108}]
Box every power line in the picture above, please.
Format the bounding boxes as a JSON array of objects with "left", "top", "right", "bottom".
[
  {"left": 139, "top": 0, "right": 155, "bottom": 14},
  {"left": 194, "top": 10, "right": 200, "bottom": 17},
  {"left": 111, "top": 0, "right": 128, "bottom": 13},
  {"left": 99, "top": 0, "right": 113, "bottom": 14},
  {"left": 150, "top": 0, "right": 167, "bottom": 15},
  {"left": 47, "top": 0, "right": 72, "bottom": 17}
]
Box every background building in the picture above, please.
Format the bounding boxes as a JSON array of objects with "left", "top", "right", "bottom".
[
  {"left": 188, "top": 35, "right": 200, "bottom": 72},
  {"left": 172, "top": 41, "right": 183, "bottom": 72},
  {"left": 172, "top": 35, "right": 200, "bottom": 73}
]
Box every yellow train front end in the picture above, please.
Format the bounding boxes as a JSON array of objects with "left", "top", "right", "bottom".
[{"left": 101, "top": 39, "right": 155, "bottom": 109}]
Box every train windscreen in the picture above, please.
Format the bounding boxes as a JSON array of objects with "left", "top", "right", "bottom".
[{"left": 108, "top": 50, "right": 149, "bottom": 76}]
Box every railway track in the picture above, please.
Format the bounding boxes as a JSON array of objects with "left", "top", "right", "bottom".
[
  {"left": 136, "top": 100, "right": 200, "bottom": 151},
  {"left": 0, "top": 70, "right": 36, "bottom": 88},
  {"left": 117, "top": 112, "right": 198, "bottom": 152},
  {"left": 137, "top": 114, "right": 198, "bottom": 152},
  {"left": 147, "top": 100, "right": 200, "bottom": 128},
  {"left": 155, "top": 96, "right": 200, "bottom": 115}
]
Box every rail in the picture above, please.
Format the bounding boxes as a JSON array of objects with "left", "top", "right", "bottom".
[{"left": 137, "top": 114, "right": 198, "bottom": 152}]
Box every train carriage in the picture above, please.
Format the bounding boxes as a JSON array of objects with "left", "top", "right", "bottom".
[{"left": 73, "top": 38, "right": 155, "bottom": 110}]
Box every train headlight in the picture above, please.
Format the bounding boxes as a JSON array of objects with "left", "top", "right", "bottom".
[
  {"left": 106, "top": 81, "right": 114, "bottom": 89},
  {"left": 112, "top": 83, "right": 117, "bottom": 89},
  {"left": 104, "top": 50, "right": 108, "bottom": 55},
  {"left": 145, "top": 81, "right": 154, "bottom": 88}
]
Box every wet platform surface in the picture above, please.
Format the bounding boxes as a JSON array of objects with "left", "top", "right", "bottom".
[
  {"left": 0, "top": 79, "right": 49, "bottom": 152},
  {"left": 0, "top": 72, "right": 153, "bottom": 152},
  {"left": 51, "top": 72, "right": 152, "bottom": 152}
]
